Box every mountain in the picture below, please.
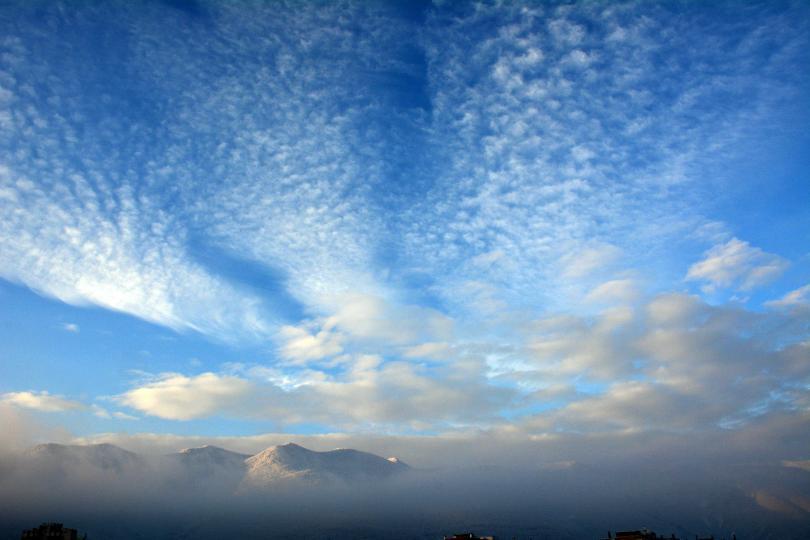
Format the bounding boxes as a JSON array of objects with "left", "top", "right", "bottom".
[
  {"left": 21, "top": 441, "right": 410, "bottom": 490},
  {"left": 242, "top": 442, "right": 409, "bottom": 487},
  {"left": 167, "top": 445, "right": 250, "bottom": 488},
  {"left": 170, "top": 444, "right": 250, "bottom": 471},
  {"left": 25, "top": 443, "right": 144, "bottom": 473}
]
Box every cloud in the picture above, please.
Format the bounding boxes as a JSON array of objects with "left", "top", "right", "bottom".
[
  {"left": 5, "top": 426, "right": 810, "bottom": 540},
  {"left": 311, "top": 293, "right": 455, "bottom": 348},
  {"left": 0, "top": 0, "right": 806, "bottom": 346},
  {"left": 584, "top": 278, "right": 639, "bottom": 304},
  {"left": 277, "top": 323, "right": 344, "bottom": 364},
  {"left": 116, "top": 353, "right": 511, "bottom": 429},
  {"left": 1, "top": 0, "right": 808, "bottom": 462},
  {"left": 766, "top": 284, "right": 810, "bottom": 309},
  {"left": 310, "top": 355, "right": 511, "bottom": 428},
  {"left": 0, "top": 403, "right": 72, "bottom": 453},
  {"left": 109, "top": 289, "right": 810, "bottom": 437},
  {"left": 686, "top": 238, "right": 789, "bottom": 291},
  {"left": 471, "top": 250, "right": 506, "bottom": 268},
  {"left": 548, "top": 17, "right": 586, "bottom": 46},
  {"left": 61, "top": 322, "right": 79, "bottom": 333},
  {"left": 1, "top": 391, "right": 138, "bottom": 423},
  {"left": 274, "top": 293, "right": 456, "bottom": 368},
  {"left": 646, "top": 292, "right": 702, "bottom": 326},
  {"left": 1, "top": 391, "right": 87, "bottom": 413},
  {"left": 89, "top": 404, "right": 138, "bottom": 421},
  {"left": 500, "top": 290, "right": 810, "bottom": 435},
  {"left": 0, "top": 163, "right": 273, "bottom": 340},
  {"left": 402, "top": 342, "right": 453, "bottom": 361},
  {"left": 536, "top": 294, "right": 808, "bottom": 433},
  {"left": 118, "top": 373, "right": 255, "bottom": 421},
  {"left": 546, "top": 380, "right": 710, "bottom": 432},
  {"left": 563, "top": 48, "right": 593, "bottom": 67},
  {"left": 525, "top": 306, "right": 637, "bottom": 382},
  {"left": 561, "top": 244, "right": 623, "bottom": 279},
  {"left": 0, "top": 1, "right": 420, "bottom": 340},
  {"left": 400, "top": 0, "right": 808, "bottom": 315}
]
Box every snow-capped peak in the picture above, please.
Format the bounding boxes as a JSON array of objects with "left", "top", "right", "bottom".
[{"left": 241, "top": 442, "right": 410, "bottom": 488}]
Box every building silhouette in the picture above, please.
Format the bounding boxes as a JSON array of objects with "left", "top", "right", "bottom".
[
  {"left": 20, "top": 523, "right": 84, "bottom": 540},
  {"left": 444, "top": 533, "right": 495, "bottom": 540},
  {"left": 601, "top": 529, "right": 733, "bottom": 540},
  {"left": 602, "top": 530, "right": 679, "bottom": 540}
]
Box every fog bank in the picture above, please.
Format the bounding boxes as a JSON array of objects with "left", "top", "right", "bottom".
[{"left": 1, "top": 412, "right": 809, "bottom": 540}]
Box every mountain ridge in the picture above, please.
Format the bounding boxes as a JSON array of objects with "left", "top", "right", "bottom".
[
  {"left": 243, "top": 442, "right": 409, "bottom": 487},
  {"left": 23, "top": 441, "right": 410, "bottom": 487}
]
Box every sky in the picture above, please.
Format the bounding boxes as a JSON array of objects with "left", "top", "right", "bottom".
[{"left": 0, "top": 0, "right": 809, "bottom": 461}]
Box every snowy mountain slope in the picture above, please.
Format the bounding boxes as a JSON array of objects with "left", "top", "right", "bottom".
[
  {"left": 165, "top": 444, "right": 250, "bottom": 489},
  {"left": 20, "top": 441, "right": 409, "bottom": 488},
  {"left": 242, "top": 442, "right": 410, "bottom": 487},
  {"left": 25, "top": 443, "right": 144, "bottom": 473},
  {"left": 170, "top": 445, "right": 250, "bottom": 471}
]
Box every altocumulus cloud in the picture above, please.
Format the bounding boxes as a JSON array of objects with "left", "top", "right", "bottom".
[{"left": 1, "top": 0, "right": 806, "bottom": 343}]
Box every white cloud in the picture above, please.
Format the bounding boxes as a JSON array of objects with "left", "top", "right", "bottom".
[
  {"left": 402, "top": 342, "right": 453, "bottom": 361},
  {"left": 0, "top": 1, "right": 413, "bottom": 339},
  {"left": 563, "top": 49, "right": 593, "bottom": 67},
  {"left": 514, "top": 47, "right": 544, "bottom": 67},
  {"left": 471, "top": 250, "right": 505, "bottom": 268},
  {"left": 273, "top": 293, "right": 457, "bottom": 368},
  {"left": 0, "top": 164, "right": 273, "bottom": 340},
  {"left": 686, "top": 238, "right": 789, "bottom": 291},
  {"left": 584, "top": 278, "right": 639, "bottom": 304},
  {"left": 1, "top": 0, "right": 806, "bottom": 346},
  {"left": 561, "top": 244, "right": 623, "bottom": 279},
  {"left": 86, "top": 286, "right": 810, "bottom": 437},
  {"left": 1, "top": 390, "right": 138, "bottom": 422},
  {"left": 324, "top": 293, "right": 454, "bottom": 346},
  {"left": 497, "top": 289, "right": 810, "bottom": 435},
  {"left": 118, "top": 372, "right": 255, "bottom": 421},
  {"left": 1, "top": 1, "right": 808, "bottom": 444},
  {"left": 278, "top": 323, "right": 344, "bottom": 364},
  {"left": 116, "top": 353, "right": 511, "bottom": 429},
  {"left": 310, "top": 355, "right": 510, "bottom": 428},
  {"left": 61, "top": 322, "right": 79, "bottom": 333},
  {"left": 1, "top": 391, "right": 86, "bottom": 413},
  {"left": 403, "top": 1, "right": 806, "bottom": 314},
  {"left": 526, "top": 307, "right": 637, "bottom": 381},
  {"left": 547, "top": 380, "right": 707, "bottom": 432},
  {"left": 766, "top": 284, "right": 810, "bottom": 309},
  {"left": 85, "top": 404, "right": 136, "bottom": 421},
  {"left": 570, "top": 144, "right": 596, "bottom": 162},
  {"left": 548, "top": 18, "right": 586, "bottom": 46}
]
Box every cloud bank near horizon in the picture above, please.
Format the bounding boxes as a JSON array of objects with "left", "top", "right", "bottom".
[{"left": 1, "top": 423, "right": 810, "bottom": 540}]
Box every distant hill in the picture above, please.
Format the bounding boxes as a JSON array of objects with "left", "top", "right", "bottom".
[
  {"left": 242, "top": 442, "right": 409, "bottom": 487},
  {"left": 21, "top": 441, "right": 409, "bottom": 490},
  {"left": 169, "top": 445, "right": 250, "bottom": 474},
  {"left": 25, "top": 443, "right": 144, "bottom": 473}
]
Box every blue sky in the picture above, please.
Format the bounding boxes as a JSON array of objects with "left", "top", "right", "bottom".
[{"left": 0, "top": 0, "right": 808, "bottom": 445}]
